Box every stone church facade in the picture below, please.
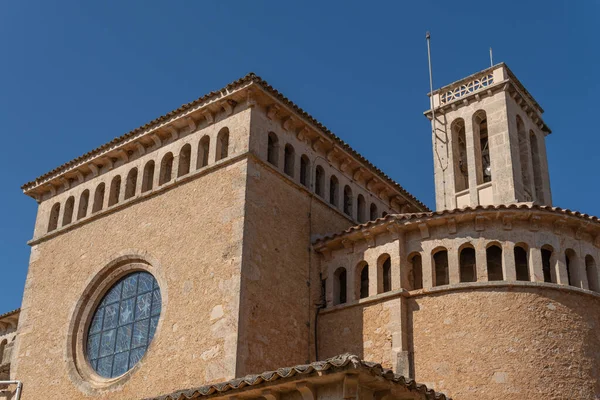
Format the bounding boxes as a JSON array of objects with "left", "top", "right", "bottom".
[{"left": 1, "top": 63, "right": 599, "bottom": 399}]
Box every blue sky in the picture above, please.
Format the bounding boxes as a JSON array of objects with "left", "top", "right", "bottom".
[{"left": 0, "top": 1, "right": 597, "bottom": 311}]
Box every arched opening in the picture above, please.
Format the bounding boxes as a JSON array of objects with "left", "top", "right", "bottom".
[
  {"left": 300, "top": 155, "right": 309, "bottom": 187},
  {"left": 473, "top": 110, "right": 491, "bottom": 184},
  {"left": 565, "top": 249, "right": 576, "bottom": 286},
  {"left": 267, "top": 132, "right": 279, "bottom": 166},
  {"left": 451, "top": 118, "right": 469, "bottom": 191},
  {"left": 514, "top": 245, "right": 529, "bottom": 281},
  {"left": 382, "top": 211, "right": 388, "bottom": 218},
  {"left": 284, "top": 144, "right": 295, "bottom": 177},
  {"left": 370, "top": 203, "right": 378, "bottom": 221},
  {"left": 433, "top": 249, "right": 449, "bottom": 286},
  {"left": 92, "top": 183, "right": 105, "bottom": 213},
  {"left": 216, "top": 127, "right": 229, "bottom": 161},
  {"left": 409, "top": 253, "right": 423, "bottom": 290},
  {"left": 486, "top": 244, "right": 503, "bottom": 281},
  {"left": 585, "top": 255, "right": 598, "bottom": 292},
  {"left": 125, "top": 168, "right": 138, "bottom": 200},
  {"left": 333, "top": 267, "right": 347, "bottom": 305},
  {"left": 516, "top": 116, "right": 531, "bottom": 198},
  {"left": 77, "top": 190, "right": 89, "bottom": 220},
  {"left": 0, "top": 339, "right": 6, "bottom": 364},
  {"left": 159, "top": 153, "right": 174, "bottom": 186},
  {"left": 315, "top": 166, "right": 325, "bottom": 197},
  {"left": 197, "top": 136, "right": 210, "bottom": 169},
  {"left": 142, "top": 160, "right": 155, "bottom": 193},
  {"left": 48, "top": 202, "right": 60, "bottom": 232},
  {"left": 178, "top": 144, "right": 191, "bottom": 177},
  {"left": 379, "top": 254, "right": 392, "bottom": 293},
  {"left": 358, "top": 262, "right": 369, "bottom": 299},
  {"left": 62, "top": 196, "right": 75, "bottom": 226},
  {"left": 108, "top": 175, "right": 121, "bottom": 207},
  {"left": 329, "top": 176, "right": 339, "bottom": 207},
  {"left": 541, "top": 245, "right": 553, "bottom": 283},
  {"left": 459, "top": 246, "right": 477, "bottom": 283},
  {"left": 343, "top": 185, "right": 352, "bottom": 216},
  {"left": 529, "top": 131, "right": 544, "bottom": 203},
  {"left": 357, "top": 195, "right": 366, "bottom": 223}
]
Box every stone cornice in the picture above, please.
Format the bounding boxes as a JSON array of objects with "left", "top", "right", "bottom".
[
  {"left": 313, "top": 204, "right": 600, "bottom": 254},
  {"left": 22, "top": 73, "right": 428, "bottom": 212}
]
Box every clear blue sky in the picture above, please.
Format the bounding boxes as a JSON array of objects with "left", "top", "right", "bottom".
[{"left": 0, "top": 1, "right": 597, "bottom": 311}]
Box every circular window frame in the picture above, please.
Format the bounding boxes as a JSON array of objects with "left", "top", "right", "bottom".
[{"left": 66, "top": 255, "right": 166, "bottom": 392}]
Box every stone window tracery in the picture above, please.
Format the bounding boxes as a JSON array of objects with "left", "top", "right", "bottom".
[
  {"left": 440, "top": 73, "right": 493, "bottom": 104},
  {"left": 86, "top": 271, "right": 161, "bottom": 378}
]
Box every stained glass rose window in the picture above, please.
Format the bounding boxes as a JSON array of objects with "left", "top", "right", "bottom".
[{"left": 86, "top": 271, "right": 161, "bottom": 378}]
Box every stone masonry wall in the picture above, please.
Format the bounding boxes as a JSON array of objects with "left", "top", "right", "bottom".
[
  {"left": 237, "top": 157, "right": 353, "bottom": 376},
  {"left": 13, "top": 161, "right": 249, "bottom": 399}
]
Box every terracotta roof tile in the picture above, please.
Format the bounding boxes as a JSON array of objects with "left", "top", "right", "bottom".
[
  {"left": 146, "top": 354, "right": 450, "bottom": 400},
  {"left": 21, "top": 73, "right": 428, "bottom": 211},
  {"left": 314, "top": 204, "right": 600, "bottom": 245},
  {"left": 0, "top": 308, "right": 20, "bottom": 320}
]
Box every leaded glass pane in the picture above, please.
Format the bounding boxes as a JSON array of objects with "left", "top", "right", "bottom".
[
  {"left": 132, "top": 319, "right": 149, "bottom": 349},
  {"left": 122, "top": 274, "right": 138, "bottom": 299},
  {"left": 138, "top": 273, "right": 153, "bottom": 294},
  {"left": 89, "top": 308, "right": 104, "bottom": 334},
  {"left": 119, "top": 298, "right": 135, "bottom": 325},
  {"left": 103, "top": 303, "right": 119, "bottom": 330},
  {"left": 86, "top": 271, "right": 161, "bottom": 378},
  {"left": 115, "top": 325, "right": 132, "bottom": 353},
  {"left": 112, "top": 351, "right": 130, "bottom": 376}
]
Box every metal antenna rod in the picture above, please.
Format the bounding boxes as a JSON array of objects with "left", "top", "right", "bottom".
[
  {"left": 490, "top": 47, "right": 493, "bottom": 67},
  {"left": 426, "top": 31, "right": 447, "bottom": 209},
  {"left": 426, "top": 32, "right": 436, "bottom": 138}
]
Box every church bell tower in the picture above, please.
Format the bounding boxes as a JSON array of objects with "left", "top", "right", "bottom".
[{"left": 425, "top": 63, "right": 552, "bottom": 211}]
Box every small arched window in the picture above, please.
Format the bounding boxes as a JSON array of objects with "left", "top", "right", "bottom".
[
  {"left": 159, "top": 153, "right": 174, "bottom": 186},
  {"left": 530, "top": 131, "right": 544, "bottom": 203},
  {"left": 315, "top": 166, "right": 325, "bottom": 197},
  {"left": 77, "top": 190, "right": 90, "bottom": 220},
  {"left": 433, "top": 249, "right": 449, "bottom": 286},
  {"left": 142, "top": 160, "right": 155, "bottom": 193},
  {"left": 473, "top": 110, "right": 491, "bottom": 183},
  {"left": 0, "top": 339, "right": 7, "bottom": 364},
  {"left": 329, "top": 176, "right": 339, "bottom": 207},
  {"left": 451, "top": 118, "right": 469, "bottom": 192},
  {"left": 62, "top": 196, "right": 75, "bottom": 226},
  {"left": 514, "top": 245, "right": 529, "bottom": 281},
  {"left": 284, "top": 144, "right": 295, "bottom": 177},
  {"left": 370, "top": 203, "right": 378, "bottom": 221},
  {"left": 216, "top": 128, "right": 229, "bottom": 161},
  {"left": 382, "top": 211, "right": 388, "bottom": 218},
  {"left": 459, "top": 246, "right": 476, "bottom": 283},
  {"left": 197, "top": 136, "right": 210, "bottom": 169},
  {"left": 357, "top": 195, "right": 366, "bottom": 223},
  {"left": 267, "top": 132, "right": 279, "bottom": 166},
  {"left": 92, "top": 183, "right": 105, "bottom": 213},
  {"left": 541, "top": 245, "right": 553, "bottom": 283},
  {"left": 300, "top": 155, "right": 310, "bottom": 187},
  {"left": 358, "top": 262, "right": 369, "bottom": 299},
  {"left": 516, "top": 116, "right": 531, "bottom": 198},
  {"left": 586, "top": 255, "right": 598, "bottom": 292},
  {"left": 178, "top": 144, "right": 191, "bottom": 177},
  {"left": 343, "top": 185, "right": 352, "bottom": 216},
  {"left": 379, "top": 254, "right": 392, "bottom": 293},
  {"left": 333, "top": 267, "right": 347, "bottom": 305},
  {"left": 108, "top": 175, "right": 121, "bottom": 207},
  {"left": 125, "top": 168, "right": 138, "bottom": 200},
  {"left": 409, "top": 253, "right": 423, "bottom": 290},
  {"left": 565, "top": 249, "right": 576, "bottom": 286},
  {"left": 486, "top": 245, "right": 503, "bottom": 281},
  {"left": 48, "top": 202, "right": 60, "bottom": 232}
]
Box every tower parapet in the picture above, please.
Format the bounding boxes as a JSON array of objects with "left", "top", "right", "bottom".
[{"left": 425, "top": 63, "right": 552, "bottom": 211}]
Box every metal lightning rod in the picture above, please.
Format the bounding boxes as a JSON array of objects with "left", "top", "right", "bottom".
[
  {"left": 426, "top": 31, "right": 447, "bottom": 209},
  {"left": 490, "top": 47, "right": 493, "bottom": 67}
]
